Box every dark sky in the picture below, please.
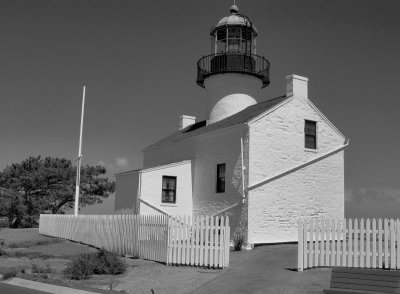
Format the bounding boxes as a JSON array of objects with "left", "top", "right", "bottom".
[{"left": 1, "top": 0, "right": 399, "bottom": 215}]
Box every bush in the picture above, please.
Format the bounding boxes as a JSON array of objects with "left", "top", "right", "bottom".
[
  {"left": 31, "top": 263, "right": 52, "bottom": 274},
  {"left": 233, "top": 232, "right": 245, "bottom": 251},
  {"left": 64, "top": 249, "right": 127, "bottom": 280},
  {"left": 2, "top": 269, "right": 18, "bottom": 280}
]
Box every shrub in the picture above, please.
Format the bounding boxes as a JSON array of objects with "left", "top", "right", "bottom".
[
  {"left": 233, "top": 232, "right": 245, "bottom": 251},
  {"left": 8, "top": 242, "right": 19, "bottom": 248},
  {"left": 2, "top": 269, "right": 18, "bottom": 280},
  {"left": 64, "top": 249, "right": 126, "bottom": 280},
  {"left": 31, "top": 263, "right": 52, "bottom": 274}
]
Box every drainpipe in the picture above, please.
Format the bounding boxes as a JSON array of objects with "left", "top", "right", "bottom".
[{"left": 240, "top": 136, "right": 246, "bottom": 203}]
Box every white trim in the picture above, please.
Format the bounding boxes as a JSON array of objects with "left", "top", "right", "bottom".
[
  {"left": 247, "top": 141, "right": 349, "bottom": 191},
  {"left": 142, "top": 160, "right": 191, "bottom": 173},
  {"left": 139, "top": 198, "right": 169, "bottom": 215},
  {"left": 247, "top": 96, "right": 293, "bottom": 124},
  {"left": 211, "top": 201, "right": 242, "bottom": 217},
  {"left": 115, "top": 169, "right": 141, "bottom": 176},
  {"left": 307, "top": 100, "right": 346, "bottom": 140}
]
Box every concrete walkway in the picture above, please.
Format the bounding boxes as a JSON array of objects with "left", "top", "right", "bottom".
[{"left": 193, "top": 244, "right": 331, "bottom": 294}]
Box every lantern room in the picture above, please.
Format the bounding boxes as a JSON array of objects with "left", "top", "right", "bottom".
[
  {"left": 210, "top": 5, "right": 257, "bottom": 55},
  {"left": 196, "top": 5, "right": 270, "bottom": 89}
]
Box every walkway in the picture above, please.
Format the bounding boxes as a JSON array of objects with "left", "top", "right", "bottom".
[{"left": 193, "top": 244, "right": 331, "bottom": 294}]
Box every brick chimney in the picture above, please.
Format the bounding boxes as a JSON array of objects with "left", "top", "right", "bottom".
[
  {"left": 179, "top": 115, "right": 196, "bottom": 130},
  {"left": 286, "top": 74, "right": 308, "bottom": 101}
]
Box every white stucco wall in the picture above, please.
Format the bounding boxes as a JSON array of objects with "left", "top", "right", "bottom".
[
  {"left": 140, "top": 160, "right": 193, "bottom": 216},
  {"left": 114, "top": 170, "right": 140, "bottom": 212},
  {"left": 247, "top": 75, "right": 346, "bottom": 244},
  {"left": 143, "top": 126, "right": 248, "bottom": 234},
  {"left": 248, "top": 152, "right": 344, "bottom": 243}
]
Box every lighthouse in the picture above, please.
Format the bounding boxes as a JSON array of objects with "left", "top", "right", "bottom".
[
  {"left": 196, "top": 5, "right": 270, "bottom": 124},
  {"left": 116, "top": 4, "right": 346, "bottom": 247}
]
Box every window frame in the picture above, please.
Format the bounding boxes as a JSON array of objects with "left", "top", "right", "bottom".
[
  {"left": 304, "top": 120, "right": 317, "bottom": 150},
  {"left": 216, "top": 163, "right": 226, "bottom": 193},
  {"left": 161, "top": 175, "right": 177, "bottom": 204}
]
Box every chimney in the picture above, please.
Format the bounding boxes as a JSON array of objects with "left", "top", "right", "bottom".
[
  {"left": 179, "top": 115, "right": 196, "bottom": 130},
  {"left": 286, "top": 74, "right": 308, "bottom": 101}
]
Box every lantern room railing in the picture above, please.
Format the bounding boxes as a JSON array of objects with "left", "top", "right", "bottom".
[{"left": 196, "top": 53, "right": 270, "bottom": 88}]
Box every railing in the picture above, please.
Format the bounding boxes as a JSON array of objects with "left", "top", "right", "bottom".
[
  {"left": 298, "top": 218, "right": 400, "bottom": 271},
  {"left": 196, "top": 53, "right": 270, "bottom": 88}
]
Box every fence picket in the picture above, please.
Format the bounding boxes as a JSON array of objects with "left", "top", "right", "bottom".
[
  {"left": 366, "top": 218, "right": 370, "bottom": 268},
  {"left": 342, "top": 219, "right": 347, "bottom": 267},
  {"left": 397, "top": 219, "right": 400, "bottom": 270},
  {"left": 320, "top": 220, "right": 325, "bottom": 267},
  {"left": 378, "top": 218, "right": 383, "bottom": 268},
  {"left": 336, "top": 219, "right": 341, "bottom": 266},
  {"left": 331, "top": 219, "right": 336, "bottom": 266},
  {"left": 354, "top": 219, "right": 359, "bottom": 267},
  {"left": 384, "top": 219, "right": 389, "bottom": 269},
  {"left": 314, "top": 220, "right": 319, "bottom": 267},
  {"left": 309, "top": 219, "right": 314, "bottom": 267},
  {"left": 325, "top": 220, "right": 330, "bottom": 266},
  {"left": 210, "top": 216, "right": 215, "bottom": 268},
  {"left": 390, "top": 219, "right": 395, "bottom": 269},
  {"left": 360, "top": 218, "right": 364, "bottom": 268}
]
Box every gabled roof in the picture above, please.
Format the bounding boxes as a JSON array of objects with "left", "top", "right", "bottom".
[{"left": 143, "top": 95, "right": 288, "bottom": 151}]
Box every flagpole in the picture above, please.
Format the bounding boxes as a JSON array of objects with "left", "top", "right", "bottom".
[{"left": 74, "top": 86, "right": 86, "bottom": 216}]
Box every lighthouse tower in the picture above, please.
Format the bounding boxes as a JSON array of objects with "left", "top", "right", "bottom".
[{"left": 196, "top": 5, "right": 270, "bottom": 124}]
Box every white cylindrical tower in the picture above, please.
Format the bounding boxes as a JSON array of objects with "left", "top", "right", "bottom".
[{"left": 196, "top": 5, "right": 270, "bottom": 124}]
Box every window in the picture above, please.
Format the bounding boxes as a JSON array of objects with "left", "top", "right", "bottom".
[
  {"left": 304, "top": 120, "right": 317, "bottom": 149},
  {"left": 216, "top": 164, "right": 226, "bottom": 193},
  {"left": 162, "top": 176, "right": 176, "bottom": 203}
]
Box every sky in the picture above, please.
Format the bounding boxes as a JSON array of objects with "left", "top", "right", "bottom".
[{"left": 0, "top": 0, "right": 399, "bottom": 216}]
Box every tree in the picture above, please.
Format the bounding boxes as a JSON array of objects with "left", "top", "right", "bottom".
[{"left": 0, "top": 156, "right": 115, "bottom": 228}]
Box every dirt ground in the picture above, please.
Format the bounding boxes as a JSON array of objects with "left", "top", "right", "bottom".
[{"left": 0, "top": 228, "right": 332, "bottom": 294}]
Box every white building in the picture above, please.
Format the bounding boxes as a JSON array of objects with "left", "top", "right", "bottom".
[{"left": 115, "top": 5, "right": 347, "bottom": 245}]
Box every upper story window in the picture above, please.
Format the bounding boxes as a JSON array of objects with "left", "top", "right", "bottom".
[
  {"left": 304, "top": 120, "right": 317, "bottom": 149},
  {"left": 162, "top": 176, "right": 176, "bottom": 203},
  {"left": 216, "top": 163, "right": 226, "bottom": 193}
]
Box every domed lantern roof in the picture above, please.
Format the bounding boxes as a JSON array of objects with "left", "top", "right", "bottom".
[
  {"left": 210, "top": 5, "right": 258, "bottom": 36},
  {"left": 196, "top": 5, "right": 270, "bottom": 89}
]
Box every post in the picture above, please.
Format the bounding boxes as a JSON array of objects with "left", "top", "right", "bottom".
[
  {"left": 298, "top": 219, "right": 304, "bottom": 271},
  {"left": 74, "top": 86, "right": 86, "bottom": 216},
  {"left": 240, "top": 137, "right": 246, "bottom": 203}
]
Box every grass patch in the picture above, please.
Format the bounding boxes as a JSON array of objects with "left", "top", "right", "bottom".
[
  {"left": 0, "top": 249, "right": 55, "bottom": 259},
  {"left": 6, "top": 238, "right": 60, "bottom": 249},
  {"left": 64, "top": 249, "right": 127, "bottom": 280}
]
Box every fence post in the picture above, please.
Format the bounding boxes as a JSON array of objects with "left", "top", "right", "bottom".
[
  {"left": 366, "top": 218, "right": 371, "bottom": 268},
  {"left": 298, "top": 219, "right": 304, "bottom": 271},
  {"left": 397, "top": 219, "right": 400, "bottom": 270}
]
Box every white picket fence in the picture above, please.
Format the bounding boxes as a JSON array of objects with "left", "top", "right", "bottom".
[
  {"left": 298, "top": 218, "right": 400, "bottom": 271},
  {"left": 39, "top": 214, "right": 230, "bottom": 268}
]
